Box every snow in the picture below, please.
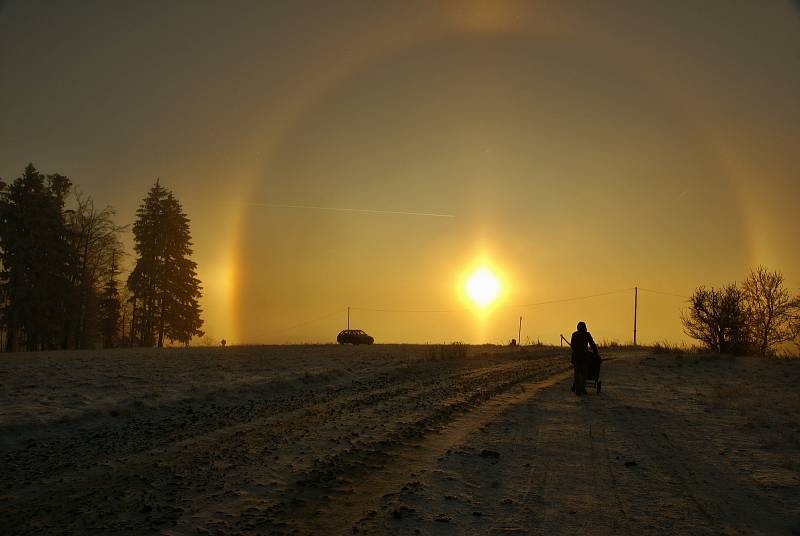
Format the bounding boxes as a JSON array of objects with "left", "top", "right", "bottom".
[{"left": 1, "top": 346, "right": 798, "bottom": 534}]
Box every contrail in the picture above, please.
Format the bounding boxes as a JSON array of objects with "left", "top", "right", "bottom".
[{"left": 248, "top": 203, "right": 455, "bottom": 218}]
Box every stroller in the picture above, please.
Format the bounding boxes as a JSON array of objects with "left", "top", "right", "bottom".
[
  {"left": 569, "top": 353, "right": 602, "bottom": 394},
  {"left": 585, "top": 353, "right": 602, "bottom": 394},
  {"left": 562, "top": 333, "right": 603, "bottom": 394}
]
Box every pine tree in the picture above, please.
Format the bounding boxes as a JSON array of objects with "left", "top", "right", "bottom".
[
  {"left": 0, "top": 163, "right": 75, "bottom": 350},
  {"left": 128, "top": 181, "right": 167, "bottom": 346},
  {"left": 128, "top": 181, "right": 203, "bottom": 347}
]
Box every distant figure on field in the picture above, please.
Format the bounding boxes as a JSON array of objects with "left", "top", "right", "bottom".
[{"left": 570, "top": 321, "right": 599, "bottom": 396}]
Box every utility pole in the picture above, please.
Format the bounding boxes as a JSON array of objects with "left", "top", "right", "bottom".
[
  {"left": 347, "top": 306, "right": 350, "bottom": 330},
  {"left": 518, "top": 316, "right": 522, "bottom": 345},
  {"left": 633, "top": 286, "right": 638, "bottom": 346}
]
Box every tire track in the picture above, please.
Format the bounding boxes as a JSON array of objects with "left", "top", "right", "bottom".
[{"left": 2, "top": 350, "right": 569, "bottom": 535}]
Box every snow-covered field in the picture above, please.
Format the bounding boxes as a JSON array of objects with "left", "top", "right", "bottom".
[{"left": 1, "top": 346, "right": 798, "bottom": 534}]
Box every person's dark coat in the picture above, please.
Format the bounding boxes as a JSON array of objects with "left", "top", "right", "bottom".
[
  {"left": 570, "top": 324, "right": 600, "bottom": 395},
  {"left": 570, "top": 329, "right": 598, "bottom": 364}
]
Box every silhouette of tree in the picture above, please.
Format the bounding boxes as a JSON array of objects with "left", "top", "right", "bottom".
[
  {"left": 128, "top": 181, "right": 203, "bottom": 347},
  {"left": 114, "top": 284, "right": 134, "bottom": 347},
  {"left": 742, "top": 266, "right": 800, "bottom": 356},
  {"left": 65, "top": 192, "right": 126, "bottom": 348},
  {"left": 682, "top": 283, "right": 749, "bottom": 354},
  {"left": 98, "top": 253, "right": 122, "bottom": 348},
  {"left": 0, "top": 164, "right": 75, "bottom": 351}
]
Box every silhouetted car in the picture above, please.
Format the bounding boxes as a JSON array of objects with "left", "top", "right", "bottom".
[{"left": 337, "top": 329, "right": 374, "bottom": 345}]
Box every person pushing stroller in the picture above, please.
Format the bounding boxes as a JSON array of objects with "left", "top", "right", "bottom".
[{"left": 570, "top": 321, "right": 600, "bottom": 396}]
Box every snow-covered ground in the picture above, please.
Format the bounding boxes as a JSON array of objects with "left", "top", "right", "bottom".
[{"left": 1, "top": 346, "right": 798, "bottom": 534}]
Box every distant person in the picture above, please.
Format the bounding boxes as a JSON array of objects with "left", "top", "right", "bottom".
[{"left": 570, "top": 321, "right": 599, "bottom": 396}]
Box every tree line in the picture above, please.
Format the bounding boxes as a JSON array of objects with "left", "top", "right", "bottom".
[
  {"left": 682, "top": 266, "right": 800, "bottom": 356},
  {"left": 0, "top": 163, "right": 203, "bottom": 351}
]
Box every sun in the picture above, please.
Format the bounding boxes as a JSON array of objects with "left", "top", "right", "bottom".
[{"left": 466, "top": 267, "right": 501, "bottom": 308}]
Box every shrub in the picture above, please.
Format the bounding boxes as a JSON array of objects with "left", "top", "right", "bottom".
[
  {"left": 682, "top": 283, "right": 749, "bottom": 354},
  {"left": 742, "top": 266, "right": 800, "bottom": 357},
  {"left": 598, "top": 338, "right": 620, "bottom": 349},
  {"left": 427, "top": 342, "right": 469, "bottom": 360},
  {"left": 652, "top": 341, "right": 684, "bottom": 354}
]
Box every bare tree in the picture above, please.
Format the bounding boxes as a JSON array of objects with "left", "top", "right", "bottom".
[
  {"left": 682, "top": 283, "right": 749, "bottom": 354},
  {"left": 742, "top": 266, "right": 800, "bottom": 356},
  {"left": 65, "top": 192, "right": 127, "bottom": 348},
  {"left": 117, "top": 284, "right": 134, "bottom": 347}
]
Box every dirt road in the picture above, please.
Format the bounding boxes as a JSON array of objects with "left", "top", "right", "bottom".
[{"left": 1, "top": 347, "right": 798, "bottom": 535}]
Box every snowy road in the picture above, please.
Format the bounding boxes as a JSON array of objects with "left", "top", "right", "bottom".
[{"left": 1, "top": 346, "right": 798, "bottom": 535}]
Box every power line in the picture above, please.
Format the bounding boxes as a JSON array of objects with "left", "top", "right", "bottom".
[
  {"left": 637, "top": 287, "right": 689, "bottom": 299},
  {"left": 506, "top": 288, "right": 634, "bottom": 310},
  {"left": 269, "top": 309, "right": 342, "bottom": 335},
  {"left": 269, "top": 286, "right": 688, "bottom": 337},
  {"left": 351, "top": 288, "right": 635, "bottom": 314},
  {"left": 350, "top": 306, "right": 462, "bottom": 313}
]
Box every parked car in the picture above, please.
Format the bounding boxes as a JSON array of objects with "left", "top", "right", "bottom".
[{"left": 337, "top": 329, "right": 374, "bottom": 345}]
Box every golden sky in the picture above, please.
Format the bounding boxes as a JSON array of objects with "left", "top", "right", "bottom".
[{"left": 1, "top": 1, "right": 798, "bottom": 345}]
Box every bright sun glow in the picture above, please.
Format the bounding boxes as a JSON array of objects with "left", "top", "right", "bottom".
[{"left": 466, "top": 267, "right": 501, "bottom": 308}]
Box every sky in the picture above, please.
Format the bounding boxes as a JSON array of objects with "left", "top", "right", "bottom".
[{"left": 1, "top": 1, "right": 799, "bottom": 345}]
